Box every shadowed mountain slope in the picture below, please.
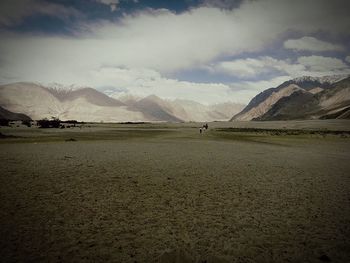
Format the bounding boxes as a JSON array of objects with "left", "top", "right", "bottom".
[
  {"left": 0, "top": 82, "right": 244, "bottom": 122},
  {"left": 232, "top": 75, "right": 350, "bottom": 121},
  {"left": 0, "top": 106, "right": 31, "bottom": 121}
]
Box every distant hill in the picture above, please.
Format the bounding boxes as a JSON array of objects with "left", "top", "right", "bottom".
[
  {"left": 231, "top": 75, "right": 350, "bottom": 121},
  {"left": 117, "top": 95, "right": 245, "bottom": 122},
  {"left": 48, "top": 86, "right": 125, "bottom": 107},
  {"left": 0, "top": 106, "right": 31, "bottom": 121},
  {"left": 0, "top": 82, "right": 144, "bottom": 122},
  {"left": 132, "top": 95, "right": 183, "bottom": 122},
  {"left": 0, "top": 82, "right": 244, "bottom": 122}
]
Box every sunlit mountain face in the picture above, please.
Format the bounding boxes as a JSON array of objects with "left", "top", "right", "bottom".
[
  {"left": 0, "top": 82, "right": 245, "bottom": 122},
  {"left": 0, "top": 0, "right": 349, "bottom": 105}
]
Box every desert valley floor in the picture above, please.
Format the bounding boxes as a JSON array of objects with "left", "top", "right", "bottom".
[{"left": 1, "top": 120, "right": 350, "bottom": 262}]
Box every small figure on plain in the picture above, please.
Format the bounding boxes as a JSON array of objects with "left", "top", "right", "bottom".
[
  {"left": 205, "top": 123, "right": 209, "bottom": 130},
  {"left": 199, "top": 128, "right": 202, "bottom": 134}
]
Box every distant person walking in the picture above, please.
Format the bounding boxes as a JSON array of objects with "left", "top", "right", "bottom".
[{"left": 199, "top": 128, "right": 202, "bottom": 134}]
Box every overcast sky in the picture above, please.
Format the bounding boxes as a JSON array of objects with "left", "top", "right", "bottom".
[{"left": 0, "top": 0, "right": 349, "bottom": 104}]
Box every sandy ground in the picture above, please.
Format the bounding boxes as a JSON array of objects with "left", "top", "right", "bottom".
[{"left": 1, "top": 120, "right": 350, "bottom": 262}]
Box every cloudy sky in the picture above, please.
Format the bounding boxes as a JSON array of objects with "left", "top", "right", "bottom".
[{"left": 0, "top": 0, "right": 349, "bottom": 104}]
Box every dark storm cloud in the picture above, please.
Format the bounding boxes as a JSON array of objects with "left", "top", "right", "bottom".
[{"left": 0, "top": 0, "right": 82, "bottom": 27}]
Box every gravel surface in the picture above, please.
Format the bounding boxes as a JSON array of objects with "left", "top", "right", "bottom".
[{"left": 1, "top": 121, "right": 350, "bottom": 262}]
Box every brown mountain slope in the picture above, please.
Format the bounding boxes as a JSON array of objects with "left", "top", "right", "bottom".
[
  {"left": 0, "top": 106, "right": 32, "bottom": 121},
  {"left": 232, "top": 75, "right": 350, "bottom": 121},
  {"left": 255, "top": 77, "right": 350, "bottom": 120}
]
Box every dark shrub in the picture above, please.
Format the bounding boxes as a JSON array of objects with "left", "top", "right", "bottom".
[
  {"left": 62, "top": 120, "right": 79, "bottom": 127},
  {"left": 65, "top": 120, "right": 78, "bottom": 124},
  {"left": 22, "top": 120, "right": 31, "bottom": 127},
  {"left": 0, "top": 119, "right": 10, "bottom": 126},
  {"left": 37, "top": 117, "right": 61, "bottom": 128}
]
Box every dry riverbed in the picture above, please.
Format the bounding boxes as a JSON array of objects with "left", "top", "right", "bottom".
[{"left": 1, "top": 120, "right": 350, "bottom": 262}]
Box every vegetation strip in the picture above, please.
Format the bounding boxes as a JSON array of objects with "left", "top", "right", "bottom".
[{"left": 216, "top": 128, "right": 350, "bottom": 136}]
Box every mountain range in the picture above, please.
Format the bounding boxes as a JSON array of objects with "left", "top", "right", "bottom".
[
  {"left": 1, "top": 75, "right": 349, "bottom": 123},
  {"left": 231, "top": 75, "right": 350, "bottom": 121},
  {"left": 0, "top": 82, "right": 244, "bottom": 122}
]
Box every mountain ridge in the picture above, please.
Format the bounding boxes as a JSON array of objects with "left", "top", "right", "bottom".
[
  {"left": 0, "top": 82, "right": 244, "bottom": 122},
  {"left": 232, "top": 75, "right": 350, "bottom": 121},
  {"left": 0, "top": 106, "right": 32, "bottom": 121}
]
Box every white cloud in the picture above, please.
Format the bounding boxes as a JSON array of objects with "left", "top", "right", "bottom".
[
  {"left": 297, "top": 56, "right": 348, "bottom": 72},
  {"left": 213, "top": 55, "right": 350, "bottom": 79},
  {"left": 91, "top": 67, "right": 290, "bottom": 104},
  {"left": 213, "top": 57, "right": 305, "bottom": 78},
  {"left": 228, "top": 76, "right": 292, "bottom": 103},
  {"left": 98, "top": 0, "right": 119, "bottom": 4},
  {"left": 96, "top": 0, "right": 119, "bottom": 12},
  {"left": 0, "top": 0, "right": 82, "bottom": 26},
  {"left": 1, "top": 0, "right": 349, "bottom": 74},
  {"left": 0, "top": 0, "right": 350, "bottom": 104},
  {"left": 202, "top": 0, "right": 242, "bottom": 9},
  {"left": 284, "top": 36, "right": 344, "bottom": 52},
  {"left": 73, "top": 66, "right": 237, "bottom": 104},
  {"left": 346, "top": 56, "right": 350, "bottom": 63}
]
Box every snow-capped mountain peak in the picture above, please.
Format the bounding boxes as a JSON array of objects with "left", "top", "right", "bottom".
[
  {"left": 46, "top": 82, "right": 84, "bottom": 91},
  {"left": 292, "top": 74, "right": 349, "bottom": 84}
]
